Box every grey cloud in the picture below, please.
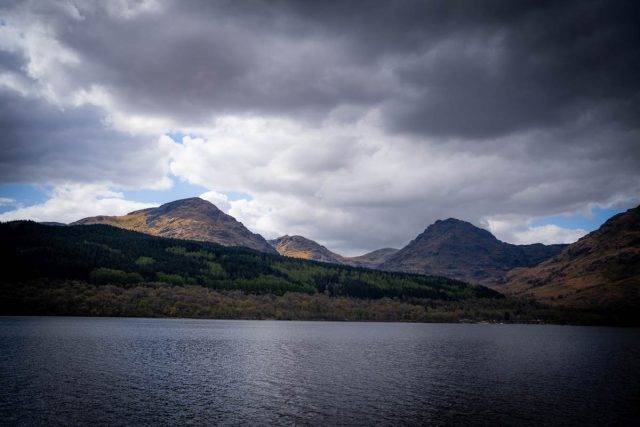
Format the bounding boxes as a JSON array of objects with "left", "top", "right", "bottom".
[
  {"left": 1, "top": 0, "right": 639, "bottom": 251},
  {"left": 14, "top": 0, "right": 635, "bottom": 139},
  {"left": 385, "top": 0, "right": 640, "bottom": 138},
  {"left": 0, "top": 50, "right": 25, "bottom": 74},
  {"left": 0, "top": 88, "right": 168, "bottom": 188},
  {"left": 0, "top": 33, "right": 167, "bottom": 187},
  {"left": 43, "top": 2, "right": 388, "bottom": 124}
]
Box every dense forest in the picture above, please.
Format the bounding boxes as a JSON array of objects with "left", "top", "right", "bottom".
[{"left": 0, "top": 221, "right": 631, "bottom": 324}]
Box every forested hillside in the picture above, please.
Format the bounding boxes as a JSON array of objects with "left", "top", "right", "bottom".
[
  {"left": 1, "top": 221, "right": 496, "bottom": 300},
  {"left": 0, "top": 222, "right": 630, "bottom": 324}
]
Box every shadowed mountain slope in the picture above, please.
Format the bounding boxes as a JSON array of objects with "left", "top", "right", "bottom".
[
  {"left": 345, "top": 248, "right": 399, "bottom": 268},
  {"left": 381, "top": 218, "right": 566, "bottom": 284}
]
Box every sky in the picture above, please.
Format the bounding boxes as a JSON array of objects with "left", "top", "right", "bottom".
[{"left": 0, "top": 0, "right": 638, "bottom": 255}]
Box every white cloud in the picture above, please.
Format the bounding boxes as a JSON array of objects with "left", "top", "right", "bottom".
[
  {"left": 0, "top": 197, "right": 15, "bottom": 206},
  {"left": 199, "top": 190, "right": 231, "bottom": 213},
  {"left": 103, "top": 0, "right": 163, "bottom": 19},
  {"left": 163, "top": 114, "right": 637, "bottom": 253},
  {"left": 512, "top": 224, "right": 587, "bottom": 245},
  {"left": 227, "top": 197, "right": 280, "bottom": 240},
  {"left": 485, "top": 216, "right": 587, "bottom": 245},
  {"left": 0, "top": 72, "right": 34, "bottom": 96},
  {"left": 0, "top": 184, "right": 154, "bottom": 224}
]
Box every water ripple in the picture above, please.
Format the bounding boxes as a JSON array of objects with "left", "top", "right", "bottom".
[{"left": 0, "top": 318, "right": 639, "bottom": 426}]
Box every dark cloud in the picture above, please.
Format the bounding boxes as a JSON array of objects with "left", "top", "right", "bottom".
[
  {"left": 44, "top": 1, "right": 388, "bottom": 123},
  {"left": 386, "top": 0, "right": 640, "bottom": 138},
  {"left": 0, "top": 88, "right": 168, "bottom": 188},
  {"left": 0, "top": 50, "right": 25, "bottom": 74},
  {"left": 13, "top": 0, "right": 634, "bottom": 138}
]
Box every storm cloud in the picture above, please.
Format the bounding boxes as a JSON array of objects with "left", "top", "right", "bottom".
[{"left": 0, "top": 0, "right": 638, "bottom": 253}]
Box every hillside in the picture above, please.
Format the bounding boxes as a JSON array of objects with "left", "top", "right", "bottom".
[
  {"left": 1, "top": 221, "right": 633, "bottom": 324},
  {"left": 0, "top": 221, "right": 499, "bottom": 301},
  {"left": 73, "top": 197, "right": 277, "bottom": 254},
  {"left": 346, "top": 248, "right": 399, "bottom": 268},
  {"left": 499, "top": 205, "right": 640, "bottom": 308},
  {"left": 381, "top": 218, "right": 566, "bottom": 284},
  {"left": 73, "top": 198, "right": 562, "bottom": 283},
  {"left": 269, "top": 235, "right": 398, "bottom": 268},
  {"left": 269, "top": 235, "right": 345, "bottom": 264}
]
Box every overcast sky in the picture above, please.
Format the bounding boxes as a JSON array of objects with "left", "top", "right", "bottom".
[{"left": 0, "top": 0, "right": 638, "bottom": 254}]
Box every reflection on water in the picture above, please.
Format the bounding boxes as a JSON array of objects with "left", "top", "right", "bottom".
[{"left": 1, "top": 317, "right": 639, "bottom": 425}]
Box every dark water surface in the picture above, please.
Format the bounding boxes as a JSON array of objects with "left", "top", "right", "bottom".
[{"left": 1, "top": 317, "right": 639, "bottom": 426}]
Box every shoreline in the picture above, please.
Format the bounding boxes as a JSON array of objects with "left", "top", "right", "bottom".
[{"left": 1, "top": 313, "right": 636, "bottom": 327}]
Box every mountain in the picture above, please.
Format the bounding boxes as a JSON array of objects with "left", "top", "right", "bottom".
[
  {"left": 346, "top": 248, "right": 399, "bottom": 268},
  {"left": 269, "top": 219, "right": 563, "bottom": 282},
  {"left": 499, "top": 205, "right": 640, "bottom": 308},
  {"left": 380, "top": 218, "right": 566, "bottom": 284},
  {"left": 0, "top": 220, "right": 500, "bottom": 303},
  {"left": 269, "top": 235, "right": 345, "bottom": 264},
  {"left": 269, "top": 235, "right": 398, "bottom": 268},
  {"left": 73, "top": 197, "right": 277, "bottom": 254}
]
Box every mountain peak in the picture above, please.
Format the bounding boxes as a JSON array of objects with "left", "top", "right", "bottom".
[
  {"left": 419, "top": 217, "right": 497, "bottom": 242},
  {"left": 382, "top": 217, "right": 565, "bottom": 284},
  {"left": 168, "top": 196, "right": 211, "bottom": 206},
  {"left": 127, "top": 197, "right": 219, "bottom": 215},
  {"left": 72, "top": 197, "right": 276, "bottom": 254},
  {"left": 436, "top": 217, "right": 467, "bottom": 224},
  {"left": 431, "top": 217, "right": 483, "bottom": 229},
  {"left": 269, "top": 234, "right": 344, "bottom": 263},
  {"left": 269, "top": 235, "right": 399, "bottom": 269},
  {"left": 275, "top": 235, "right": 314, "bottom": 243},
  {"left": 152, "top": 196, "right": 219, "bottom": 211}
]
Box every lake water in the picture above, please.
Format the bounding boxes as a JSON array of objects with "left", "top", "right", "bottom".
[{"left": 0, "top": 317, "right": 639, "bottom": 426}]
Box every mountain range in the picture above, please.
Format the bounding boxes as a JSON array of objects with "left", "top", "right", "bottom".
[
  {"left": 379, "top": 218, "right": 567, "bottom": 284},
  {"left": 71, "top": 197, "right": 639, "bottom": 310},
  {"left": 268, "top": 235, "right": 398, "bottom": 268},
  {"left": 269, "top": 219, "right": 565, "bottom": 285}
]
